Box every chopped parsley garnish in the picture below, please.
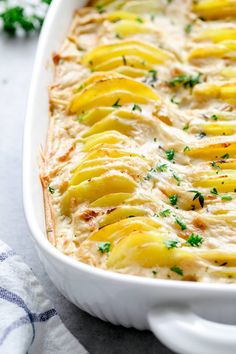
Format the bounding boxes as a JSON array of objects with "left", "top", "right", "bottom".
[
  {"left": 172, "top": 172, "right": 181, "bottom": 186},
  {"left": 221, "top": 153, "right": 229, "bottom": 159},
  {"left": 211, "top": 114, "right": 219, "bottom": 121},
  {"left": 169, "top": 73, "right": 201, "bottom": 89},
  {"left": 184, "top": 23, "right": 193, "bottom": 34},
  {"left": 116, "top": 33, "right": 123, "bottom": 39},
  {"left": 170, "top": 265, "right": 183, "bottom": 276},
  {"left": 186, "top": 234, "right": 203, "bottom": 247},
  {"left": 175, "top": 217, "right": 187, "bottom": 230},
  {"left": 112, "top": 98, "right": 122, "bottom": 108},
  {"left": 122, "top": 56, "right": 127, "bottom": 65},
  {"left": 183, "top": 123, "right": 190, "bottom": 131},
  {"left": 164, "top": 239, "right": 180, "bottom": 249},
  {"left": 221, "top": 195, "right": 232, "bottom": 202},
  {"left": 152, "top": 270, "right": 158, "bottom": 276},
  {"left": 166, "top": 149, "right": 175, "bottom": 161},
  {"left": 148, "top": 69, "right": 158, "bottom": 82},
  {"left": 154, "top": 137, "right": 157, "bottom": 142},
  {"left": 159, "top": 209, "right": 171, "bottom": 217},
  {"left": 96, "top": 5, "right": 105, "bottom": 14},
  {"left": 48, "top": 185, "right": 55, "bottom": 194},
  {"left": 98, "top": 242, "right": 111, "bottom": 253},
  {"left": 170, "top": 95, "right": 180, "bottom": 105},
  {"left": 183, "top": 146, "right": 190, "bottom": 152},
  {"left": 169, "top": 194, "right": 178, "bottom": 206},
  {"left": 211, "top": 161, "right": 221, "bottom": 171},
  {"left": 150, "top": 14, "right": 156, "bottom": 22},
  {"left": 136, "top": 17, "right": 144, "bottom": 23},
  {"left": 157, "top": 163, "right": 168, "bottom": 172},
  {"left": 188, "top": 190, "right": 204, "bottom": 208},
  {"left": 132, "top": 104, "right": 142, "bottom": 112},
  {"left": 210, "top": 187, "right": 218, "bottom": 195}
]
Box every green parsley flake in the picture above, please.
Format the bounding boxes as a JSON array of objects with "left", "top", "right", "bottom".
[
  {"left": 169, "top": 73, "right": 201, "bottom": 88},
  {"left": 96, "top": 5, "right": 105, "bottom": 14},
  {"left": 221, "top": 153, "right": 229, "bottom": 159},
  {"left": 170, "top": 265, "right": 183, "bottom": 276},
  {"left": 122, "top": 56, "right": 127, "bottom": 65},
  {"left": 48, "top": 185, "right": 55, "bottom": 194},
  {"left": 175, "top": 217, "right": 187, "bottom": 230},
  {"left": 132, "top": 104, "right": 142, "bottom": 112},
  {"left": 164, "top": 239, "right": 180, "bottom": 249},
  {"left": 148, "top": 69, "right": 158, "bottom": 82},
  {"left": 221, "top": 195, "right": 232, "bottom": 202},
  {"left": 152, "top": 270, "right": 158, "bottom": 276},
  {"left": 170, "top": 95, "right": 180, "bottom": 105},
  {"left": 169, "top": 194, "right": 178, "bottom": 206},
  {"left": 184, "top": 23, "right": 193, "bottom": 34},
  {"left": 157, "top": 164, "right": 168, "bottom": 172},
  {"left": 210, "top": 187, "right": 218, "bottom": 195},
  {"left": 172, "top": 172, "right": 181, "bottom": 186},
  {"left": 136, "top": 17, "right": 144, "bottom": 23},
  {"left": 211, "top": 114, "right": 219, "bottom": 121},
  {"left": 166, "top": 149, "right": 175, "bottom": 161},
  {"left": 112, "top": 98, "right": 122, "bottom": 108},
  {"left": 183, "top": 146, "right": 190, "bottom": 152},
  {"left": 188, "top": 190, "right": 204, "bottom": 208},
  {"left": 211, "top": 161, "right": 221, "bottom": 171},
  {"left": 98, "top": 242, "right": 111, "bottom": 253},
  {"left": 183, "top": 123, "right": 190, "bottom": 131},
  {"left": 186, "top": 234, "right": 203, "bottom": 247},
  {"left": 159, "top": 209, "right": 171, "bottom": 217}
]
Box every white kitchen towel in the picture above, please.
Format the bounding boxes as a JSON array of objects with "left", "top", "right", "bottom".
[{"left": 0, "top": 240, "right": 88, "bottom": 354}]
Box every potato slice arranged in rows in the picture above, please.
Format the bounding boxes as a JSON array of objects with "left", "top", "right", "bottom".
[
  {"left": 61, "top": 173, "right": 137, "bottom": 216},
  {"left": 107, "top": 230, "right": 191, "bottom": 269},
  {"left": 82, "top": 40, "right": 172, "bottom": 68},
  {"left": 68, "top": 73, "right": 159, "bottom": 114},
  {"left": 185, "top": 140, "right": 236, "bottom": 160},
  {"left": 193, "top": 0, "right": 236, "bottom": 20},
  {"left": 189, "top": 41, "right": 236, "bottom": 61},
  {"left": 82, "top": 130, "right": 130, "bottom": 152},
  {"left": 194, "top": 27, "right": 236, "bottom": 43},
  {"left": 193, "top": 81, "right": 236, "bottom": 104}
]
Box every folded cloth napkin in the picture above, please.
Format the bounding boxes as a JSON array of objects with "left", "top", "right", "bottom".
[{"left": 0, "top": 240, "right": 88, "bottom": 354}]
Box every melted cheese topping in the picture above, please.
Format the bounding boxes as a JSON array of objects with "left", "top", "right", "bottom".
[{"left": 43, "top": 0, "right": 236, "bottom": 283}]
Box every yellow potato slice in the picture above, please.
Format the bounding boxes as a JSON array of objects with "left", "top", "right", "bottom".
[
  {"left": 193, "top": 0, "right": 236, "bottom": 20},
  {"left": 186, "top": 141, "right": 236, "bottom": 159},
  {"left": 197, "top": 121, "right": 236, "bottom": 135},
  {"left": 82, "top": 115, "right": 136, "bottom": 138},
  {"left": 82, "top": 40, "right": 172, "bottom": 68},
  {"left": 79, "top": 107, "right": 114, "bottom": 126},
  {"left": 99, "top": 206, "right": 148, "bottom": 227},
  {"left": 195, "top": 27, "right": 236, "bottom": 43},
  {"left": 90, "top": 193, "right": 132, "bottom": 207},
  {"left": 107, "top": 11, "right": 144, "bottom": 22},
  {"left": 193, "top": 81, "right": 236, "bottom": 104},
  {"left": 70, "top": 160, "right": 148, "bottom": 186},
  {"left": 89, "top": 216, "right": 162, "bottom": 243},
  {"left": 122, "top": 0, "right": 162, "bottom": 14},
  {"left": 113, "top": 20, "right": 155, "bottom": 36},
  {"left": 61, "top": 173, "right": 137, "bottom": 216},
  {"left": 68, "top": 74, "right": 159, "bottom": 114},
  {"left": 193, "top": 171, "right": 236, "bottom": 192},
  {"left": 107, "top": 230, "right": 191, "bottom": 268},
  {"left": 82, "top": 130, "right": 129, "bottom": 151},
  {"left": 188, "top": 43, "right": 235, "bottom": 61}
]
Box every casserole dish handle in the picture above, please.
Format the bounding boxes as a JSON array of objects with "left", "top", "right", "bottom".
[{"left": 148, "top": 305, "right": 236, "bottom": 354}]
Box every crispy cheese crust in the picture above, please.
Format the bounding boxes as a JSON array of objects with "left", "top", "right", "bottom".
[{"left": 42, "top": 0, "right": 236, "bottom": 282}]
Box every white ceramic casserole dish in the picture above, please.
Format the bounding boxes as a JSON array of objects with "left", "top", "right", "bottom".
[{"left": 23, "top": 1, "right": 236, "bottom": 353}]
